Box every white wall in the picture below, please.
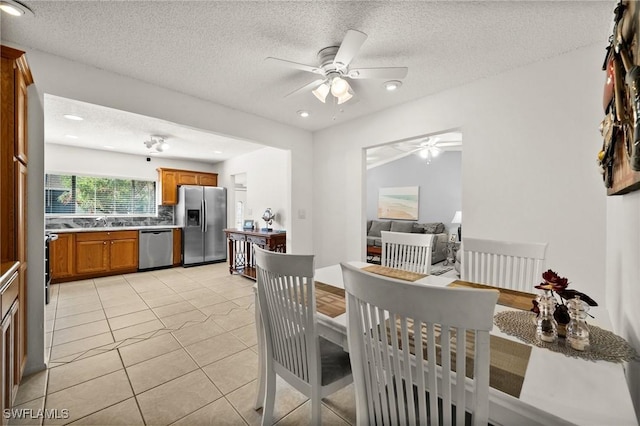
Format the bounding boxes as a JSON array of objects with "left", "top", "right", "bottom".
[
  {"left": 213, "top": 146, "right": 290, "bottom": 241},
  {"left": 45, "top": 144, "right": 217, "bottom": 180},
  {"left": 14, "top": 45, "right": 313, "bottom": 373},
  {"left": 606, "top": 194, "right": 640, "bottom": 415}
]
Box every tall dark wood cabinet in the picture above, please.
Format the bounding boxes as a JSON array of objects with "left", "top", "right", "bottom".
[{"left": 1, "top": 45, "right": 32, "bottom": 422}]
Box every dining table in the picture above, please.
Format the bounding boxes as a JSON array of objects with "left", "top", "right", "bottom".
[{"left": 253, "top": 261, "right": 638, "bottom": 426}]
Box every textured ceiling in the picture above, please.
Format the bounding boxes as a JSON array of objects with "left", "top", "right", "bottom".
[
  {"left": 45, "top": 95, "right": 264, "bottom": 163},
  {"left": 1, "top": 1, "right": 614, "bottom": 133}
]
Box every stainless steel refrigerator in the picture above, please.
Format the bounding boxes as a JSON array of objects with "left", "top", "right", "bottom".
[{"left": 176, "top": 186, "right": 227, "bottom": 266}]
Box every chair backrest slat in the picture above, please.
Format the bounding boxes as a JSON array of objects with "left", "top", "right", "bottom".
[
  {"left": 462, "top": 237, "right": 547, "bottom": 292},
  {"left": 342, "top": 263, "right": 498, "bottom": 426},
  {"left": 381, "top": 231, "right": 434, "bottom": 274}
]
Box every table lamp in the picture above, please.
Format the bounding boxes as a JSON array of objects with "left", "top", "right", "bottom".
[{"left": 451, "top": 210, "right": 462, "bottom": 241}]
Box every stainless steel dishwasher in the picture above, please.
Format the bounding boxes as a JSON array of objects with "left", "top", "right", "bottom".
[{"left": 138, "top": 229, "right": 173, "bottom": 270}]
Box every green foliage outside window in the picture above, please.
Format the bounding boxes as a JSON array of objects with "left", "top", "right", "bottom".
[{"left": 45, "top": 174, "right": 156, "bottom": 216}]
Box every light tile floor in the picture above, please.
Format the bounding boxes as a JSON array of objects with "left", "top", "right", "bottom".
[{"left": 12, "top": 263, "right": 356, "bottom": 426}]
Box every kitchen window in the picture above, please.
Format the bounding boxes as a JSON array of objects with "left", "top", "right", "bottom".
[{"left": 45, "top": 173, "right": 156, "bottom": 216}]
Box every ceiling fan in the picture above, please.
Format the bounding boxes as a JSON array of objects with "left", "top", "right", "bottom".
[
  {"left": 266, "top": 29, "right": 408, "bottom": 105},
  {"left": 143, "top": 135, "right": 169, "bottom": 153},
  {"left": 415, "top": 137, "right": 461, "bottom": 163}
]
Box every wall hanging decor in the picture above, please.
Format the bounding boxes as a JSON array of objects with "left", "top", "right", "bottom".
[
  {"left": 598, "top": 0, "right": 640, "bottom": 195},
  {"left": 377, "top": 186, "right": 419, "bottom": 220}
]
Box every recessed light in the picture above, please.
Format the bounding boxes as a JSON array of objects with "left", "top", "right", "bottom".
[
  {"left": 297, "top": 110, "right": 310, "bottom": 118},
  {"left": 63, "top": 114, "right": 83, "bottom": 121},
  {"left": 0, "top": 0, "right": 33, "bottom": 16},
  {"left": 103, "top": 145, "right": 114, "bottom": 149},
  {"left": 383, "top": 80, "right": 402, "bottom": 91},
  {"left": 65, "top": 134, "right": 78, "bottom": 139},
  {"left": 213, "top": 150, "right": 222, "bottom": 154}
]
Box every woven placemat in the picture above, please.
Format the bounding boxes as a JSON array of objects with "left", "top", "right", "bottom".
[
  {"left": 448, "top": 281, "right": 536, "bottom": 311},
  {"left": 494, "top": 311, "right": 640, "bottom": 363},
  {"left": 315, "top": 281, "right": 346, "bottom": 318},
  {"left": 362, "top": 265, "right": 427, "bottom": 282}
]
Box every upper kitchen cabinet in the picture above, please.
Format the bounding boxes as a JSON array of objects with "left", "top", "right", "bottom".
[
  {"left": 157, "top": 168, "right": 218, "bottom": 205},
  {"left": 158, "top": 168, "right": 179, "bottom": 205}
]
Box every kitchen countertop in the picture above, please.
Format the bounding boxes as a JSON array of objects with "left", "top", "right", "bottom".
[{"left": 46, "top": 225, "right": 181, "bottom": 234}]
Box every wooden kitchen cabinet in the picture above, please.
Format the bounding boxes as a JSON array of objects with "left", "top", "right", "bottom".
[
  {"left": 159, "top": 169, "right": 178, "bottom": 205},
  {"left": 0, "top": 45, "right": 32, "bottom": 414},
  {"left": 197, "top": 174, "right": 218, "bottom": 186},
  {"left": 173, "top": 228, "right": 181, "bottom": 266},
  {"left": 0, "top": 264, "right": 19, "bottom": 423},
  {"left": 75, "top": 238, "right": 109, "bottom": 275},
  {"left": 157, "top": 168, "right": 218, "bottom": 205},
  {"left": 75, "top": 231, "right": 138, "bottom": 278},
  {"left": 51, "top": 233, "right": 75, "bottom": 280},
  {"left": 109, "top": 236, "right": 138, "bottom": 271},
  {"left": 177, "top": 170, "right": 198, "bottom": 185}
]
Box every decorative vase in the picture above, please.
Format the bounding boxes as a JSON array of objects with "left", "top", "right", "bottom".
[{"left": 536, "top": 291, "right": 558, "bottom": 343}]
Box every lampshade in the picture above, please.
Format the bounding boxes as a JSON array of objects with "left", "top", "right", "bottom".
[
  {"left": 331, "top": 77, "right": 349, "bottom": 97},
  {"left": 336, "top": 89, "right": 353, "bottom": 105},
  {"left": 312, "top": 83, "right": 330, "bottom": 103},
  {"left": 451, "top": 211, "right": 462, "bottom": 224}
]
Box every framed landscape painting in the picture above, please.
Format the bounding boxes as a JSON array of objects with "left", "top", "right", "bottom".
[{"left": 378, "top": 186, "right": 419, "bottom": 220}]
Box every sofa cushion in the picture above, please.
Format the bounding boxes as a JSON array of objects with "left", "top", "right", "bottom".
[
  {"left": 367, "top": 220, "right": 373, "bottom": 234},
  {"left": 420, "top": 222, "right": 445, "bottom": 234},
  {"left": 368, "top": 220, "right": 391, "bottom": 237},
  {"left": 366, "top": 236, "right": 382, "bottom": 247},
  {"left": 390, "top": 221, "right": 414, "bottom": 233},
  {"left": 412, "top": 223, "right": 426, "bottom": 233}
]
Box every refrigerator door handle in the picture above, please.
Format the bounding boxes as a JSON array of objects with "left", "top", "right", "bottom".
[
  {"left": 203, "top": 199, "right": 208, "bottom": 233},
  {"left": 201, "top": 199, "right": 205, "bottom": 233}
]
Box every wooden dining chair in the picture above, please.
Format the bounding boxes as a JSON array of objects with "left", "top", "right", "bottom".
[
  {"left": 381, "top": 231, "right": 434, "bottom": 274},
  {"left": 340, "top": 262, "right": 499, "bottom": 426},
  {"left": 461, "top": 237, "right": 548, "bottom": 292},
  {"left": 254, "top": 247, "right": 352, "bottom": 426}
]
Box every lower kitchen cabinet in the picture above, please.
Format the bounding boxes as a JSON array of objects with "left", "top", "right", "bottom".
[
  {"left": 1, "top": 267, "right": 19, "bottom": 426},
  {"left": 173, "top": 228, "right": 181, "bottom": 266},
  {"left": 109, "top": 236, "right": 138, "bottom": 271},
  {"left": 73, "top": 231, "right": 139, "bottom": 279},
  {"left": 75, "top": 238, "right": 109, "bottom": 275},
  {"left": 51, "top": 233, "right": 75, "bottom": 279}
]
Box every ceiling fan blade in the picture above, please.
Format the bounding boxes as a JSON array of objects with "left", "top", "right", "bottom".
[
  {"left": 284, "top": 79, "right": 327, "bottom": 98},
  {"left": 265, "top": 57, "right": 321, "bottom": 74},
  {"left": 348, "top": 67, "right": 408, "bottom": 80},
  {"left": 333, "top": 29, "right": 367, "bottom": 67},
  {"left": 435, "top": 141, "right": 463, "bottom": 148}
]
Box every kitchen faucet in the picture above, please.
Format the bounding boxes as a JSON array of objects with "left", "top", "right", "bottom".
[{"left": 95, "top": 216, "right": 109, "bottom": 227}]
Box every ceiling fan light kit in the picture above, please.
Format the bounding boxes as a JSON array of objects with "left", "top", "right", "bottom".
[
  {"left": 267, "top": 29, "right": 408, "bottom": 106},
  {"left": 144, "top": 135, "right": 169, "bottom": 153}
]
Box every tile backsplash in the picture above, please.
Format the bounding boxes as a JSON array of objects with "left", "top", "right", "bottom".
[{"left": 45, "top": 205, "right": 174, "bottom": 229}]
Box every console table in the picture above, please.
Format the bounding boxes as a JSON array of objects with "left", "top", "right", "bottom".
[{"left": 224, "top": 229, "right": 286, "bottom": 280}]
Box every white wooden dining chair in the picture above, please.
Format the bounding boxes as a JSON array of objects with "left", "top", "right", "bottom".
[
  {"left": 461, "top": 237, "right": 548, "bottom": 292},
  {"left": 381, "top": 231, "right": 434, "bottom": 274},
  {"left": 340, "top": 262, "right": 499, "bottom": 426},
  {"left": 254, "top": 247, "right": 352, "bottom": 426}
]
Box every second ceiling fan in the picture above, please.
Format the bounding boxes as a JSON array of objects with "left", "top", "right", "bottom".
[{"left": 266, "top": 29, "right": 408, "bottom": 105}]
